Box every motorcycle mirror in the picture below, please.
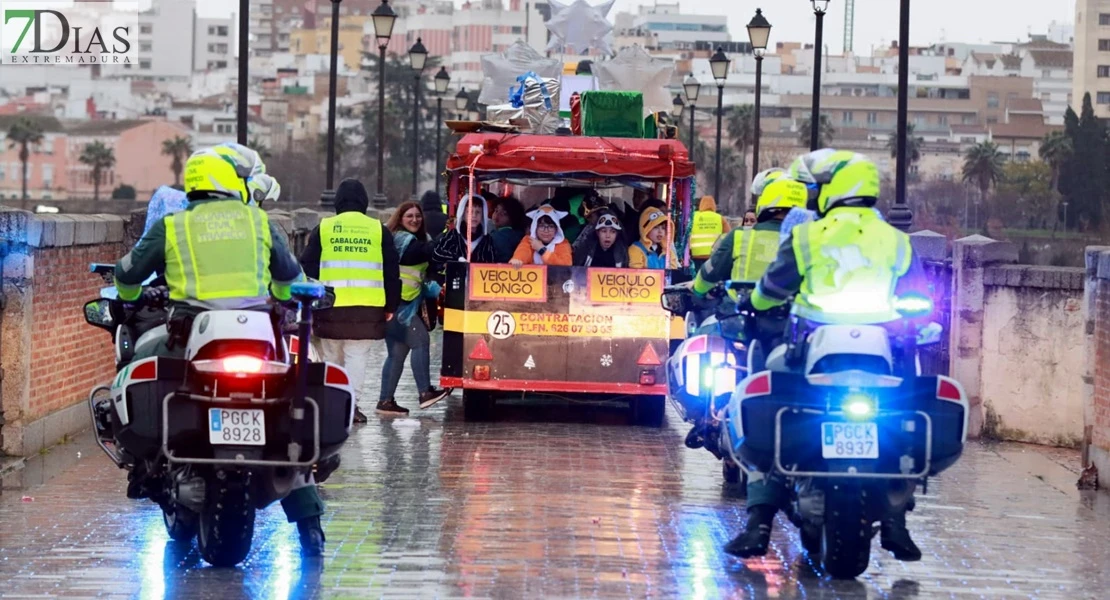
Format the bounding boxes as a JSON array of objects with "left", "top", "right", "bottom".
[
  {"left": 316, "top": 286, "right": 337, "bottom": 310},
  {"left": 84, "top": 298, "right": 115, "bottom": 331}
]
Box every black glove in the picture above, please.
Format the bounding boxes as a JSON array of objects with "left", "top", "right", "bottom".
[{"left": 140, "top": 286, "right": 168, "bottom": 307}]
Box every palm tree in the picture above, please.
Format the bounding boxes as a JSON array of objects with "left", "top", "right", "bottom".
[
  {"left": 887, "top": 123, "right": 923, "bottom": 177},
  {"left": 961, "top": 141, "right": 1005, "bottom": 231},
  {"left": 725, "top": 104, "right": 755, "bottom": 209},
  {"left": 1038, "top": 130, "right": 1072, "bottom": 193},
  {"left": 79, "top": 141, "right": 116, "bottom": 201},
  {"left": 247, "top": 136, "right": 272, "bottom": 160},
  {"left": 798, "top": 114, "right": 835, "bottom": 149},
  {"left": 161, "top": 136, "right": 193, "bottom": 186},
  {"left": 6, "top": 117, "right": 45, "bottom": 202}
]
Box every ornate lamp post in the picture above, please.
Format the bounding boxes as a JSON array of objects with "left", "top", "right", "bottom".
[
  {"left": 321, "top": 0, "right": 343, "bottom": 205},
  {"left": 408, "top": 37, "right": 428, "bottom": 198},
  {"left": 747, "top": 8, "right": 772, "bottom": 174},
  {"left": 709, "top": 48, "right": 731, "bottom": 202},
  {"left": 371, "top": 0, "right": 397, "bottom": 209},
  {"left": 671, "top": 94, "right": 684, "bottom": 139},
  {"left": 466, "top": 100, "right": 480, "bottom": 123},
  {"left": 809, "top": 0, "right": 830, "bottom": 151},
  {"left": 433, "top": 67, "right": 450, "bottom": 197},
  {"left": 889, "top": 0, "right": 914, "bottom": 231},
  {"left": 455, "top": 88, "right": 470, "bottom": 120},
  {"left": 683, "top": 73, "right": 701, "bottom": 155}
]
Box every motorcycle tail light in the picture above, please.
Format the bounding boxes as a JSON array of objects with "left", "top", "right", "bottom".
[
  {"left": 936, "top": 376, "right": 963, "bottom": 402},
  {"left": 639, "top": 369, "right": 657, "bottom": 386},
  {"left": 193, "top": 355, "right": 289, "bottom": 378},
  {"left": 473, "top": 365, "right": 491, "bottom": 381},
  {"left": 130, "top": 359, "right": 157, "bottom": 381},
  {"left": 325, "top": 365, "right": 350, "bottom": 386},
  {"left": 743, "top": 372, "right": 771, "bottom": 397}
]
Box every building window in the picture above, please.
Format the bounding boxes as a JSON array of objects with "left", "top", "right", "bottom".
[
  {"left": 42, "top": 164, "right": 52, "bottom": 188},
  {"left": 140, "top": 41, "right": 152, "bottom": 53},
  {"left": 140, "top": 23, "right": 152, "bottom": 35},
  {"left": 512, "top": 26, "right": 523, "bottom": 34},
  {"left": 139, "top": 59, "right": 151, "bottom": 70},
  {"left": 987, "top": 92, "right": 999, "bottom": 108},
  {"left": 986, "top": 117, "right": 998, "bottom": 124},
  {"left": 1101, "top": 14, "right": 1110, "bottom": 25},
  {"left": 914, "top": 115, "right": 925, "bottom": 126},
  {"left": 867, "top": 112, "right": 878, "bottom": 124},
  {"left": 841, "top": 111, "right": 853, "bottom": 124},
  {"left": 0, "top": 163, "right": 4, "bottom": 182},
  {"left": 218, "top": 26, "right": 228, "bottom": 36},
  {"left": 938, "top": 114, "right": 948, "bottom": 125},
  {"left": 1098, "top": 92, "right": 1110, "bottom": 104},
  {"left": 1101, "top": 39, "right": 1110, "bottom": 51},
  {"left": 1100, "top": 65, "right": 1110, "bottom": 78}
]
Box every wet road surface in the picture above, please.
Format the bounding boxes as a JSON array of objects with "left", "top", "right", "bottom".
[{"left": 2, "top": 340, "right": 1110, "bottom": 599}]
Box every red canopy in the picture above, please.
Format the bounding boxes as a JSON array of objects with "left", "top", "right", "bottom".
[{"left": 445, "top": 133, "right": 695, "bottom": 181}]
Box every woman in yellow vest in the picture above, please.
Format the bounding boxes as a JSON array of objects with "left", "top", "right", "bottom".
[
  {"left": 381, "top": 202, "right": 453, "bottom": 413},
  {"left": 299, "top": 179, "right": 401, "bottom": 421},
  {"left": 689, "top": 195, "right": 730, "bottom": 270}
]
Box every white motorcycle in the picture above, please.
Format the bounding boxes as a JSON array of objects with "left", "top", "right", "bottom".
[
  {"left": 721, "top": 294, "right": 966, "bottom": 579},
  {"left": 84, "top": 269, "right": 352, "bottom": 567}
]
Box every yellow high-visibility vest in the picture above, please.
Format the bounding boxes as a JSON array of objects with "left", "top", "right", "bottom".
[
  {"left": 318, "top": 212, "right": 386, "bottom": 308},
  {"left": 690, "top": 211, "right": 725, "bottom": 259}
]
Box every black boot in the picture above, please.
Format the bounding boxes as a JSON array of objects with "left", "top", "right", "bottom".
[
  {"left": 880, "top": 513, "right": 922, "bottom": 562},
  {"left": 724, "top": 505, "right": 777, "bottom": 558},
  {"left": 296, "top": 516, "right": 326, "bottom": 558}
]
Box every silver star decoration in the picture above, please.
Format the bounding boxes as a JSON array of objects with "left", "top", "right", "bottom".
[
  {"left": 478, "top": 40, "right": 564, "bottom": 106},
  {"left": 544, "top": 0, "right": 615, "bottom": 56},
  {"left": 593, "top": 45, "right": 676, "bottom": 119}
]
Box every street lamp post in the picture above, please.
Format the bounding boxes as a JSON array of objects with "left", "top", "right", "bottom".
[
  {"left": 809, "top": 0, "right": 829, "bottom": 151},
  {"left": 709, "top": 48, "right": 730, "bottom": 202},
  {"left": 671, "top": 94, "right": 684, "bottom": 139},
  {"left": 408, "top": 38, "right": 428, "bottom": 199},
  {"left": 433, "top": 67, "right": 450, "bottom": 197},
  {"left": 683, "top": 74, "right": 701, "bottom": 156},
  {"left": 455, "top": 88, "right": 469, "bottom": 120},
  {"left": 371, "top": 0, "right": 397, "bottom": 209},
  {"left": 321, "top": 0, "right": 342, "bottom": 206},
  {"left": 237, "top": 0, "right": 249, "bottom": 145},
  {"left": 466, "top": 100, "right": 480, "bottom": 123},
  {"left": 888, "top": 0, "right": 914, "bottom": 231},
  {"left": 747, "top": 9, "right": 772, "bottom": 175}
]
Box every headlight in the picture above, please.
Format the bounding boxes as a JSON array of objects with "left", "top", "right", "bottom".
[
  {"left": 842, "top": 392, "right": 876, "bottom": 419},
  {"left": 684, "top": 353, "right": 738, "bottom": 399},
  {"left": 894, "top": 294, "right": 933, "bottom": 317}
]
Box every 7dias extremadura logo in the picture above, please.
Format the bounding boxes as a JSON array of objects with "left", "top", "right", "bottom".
[{"left": 2, "top": 1, "right": 138, "bottom": 65}]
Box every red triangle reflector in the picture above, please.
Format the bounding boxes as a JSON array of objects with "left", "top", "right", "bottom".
[
  {"left": 636, "top": 343, "right": 661, "bottom": 366},
  {"left": 469, "top": 338, "right": 493, "bottom": 361}
]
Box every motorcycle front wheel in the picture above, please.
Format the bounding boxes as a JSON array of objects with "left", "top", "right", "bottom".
[{"left": 820, "top": 483, "right": 872, "bottom": 579}]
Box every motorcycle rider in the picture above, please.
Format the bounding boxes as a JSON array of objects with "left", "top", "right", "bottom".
[
  {"left": 112, "top": 146, "right": 330, "bottom": 557},
  {"left": 728, "top": 149, "right": 928, "bottom": 562}
]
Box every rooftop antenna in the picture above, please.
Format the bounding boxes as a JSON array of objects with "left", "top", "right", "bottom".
[{"left": 843, "top": 0, "right": 855, "bottom": 54}]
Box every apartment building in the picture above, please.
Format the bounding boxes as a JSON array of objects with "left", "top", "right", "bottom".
[{"left": 1075, "top": 0, "right": 1110, "bottom": 117}]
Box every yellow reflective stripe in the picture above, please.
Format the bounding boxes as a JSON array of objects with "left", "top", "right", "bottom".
[
  {"left": 324, "top": 280, "right": 386, "bottom": 288},
  {"left": 321, "top": 260, "right": 385, "bottom": 270},
  {"left": 249, "top": 207, "right": 268, "bottom": 297},
  {"left": 271, "top": 280, "right": 292, "bottom": 302},
  {"left": 115, "top": 278, "right": 142, "bottom": 301},
  {"left": 793, "top": 225, "right": 813, "bottom": 277}
]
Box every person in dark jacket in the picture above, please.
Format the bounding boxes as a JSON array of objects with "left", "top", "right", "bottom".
[
  {"left": 490, "top": 195, "right": 528, "bottom": 262},
  {"left": 573, "top": 207, "right": 630, "bottom": 267},
  {"left": 431, "top": 193, "right": 498, "bottom": 265},
  {"left": 622, "top": 189, "right": 667, "bottom": 245},
  {"left": 300, "top": 179, "right": 401, "bottom": 422},
  {"left": 421, "top": 190, "right": 448, "bottom": 240}
]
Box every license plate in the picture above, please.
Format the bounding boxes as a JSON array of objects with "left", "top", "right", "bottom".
[
  {"left": 821, "top": 422, "right": 878, "bottom": 459},
  {"left": 208, "top": 408, "right": 266, "bottom": 446}
]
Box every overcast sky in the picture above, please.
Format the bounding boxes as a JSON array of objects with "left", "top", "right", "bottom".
[{"left": 194, "top": 0, "right": 1077, "bottom": 55}]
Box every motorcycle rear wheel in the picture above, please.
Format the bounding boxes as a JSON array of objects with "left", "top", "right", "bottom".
[
  {"left": 197, "top": 481, "right": 256, "bottom": 567},
  {"left": 162, "top": 504, "right": 198, "bottom": 542},
  {"left": 820, "top": 483, "right": 872, "bottom": 579}
]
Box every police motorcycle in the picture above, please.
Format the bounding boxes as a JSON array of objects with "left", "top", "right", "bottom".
[
  {"left": 82, "top": 266, "right": 353, "bottom": 567},
  {"left": 720, "top": 293, "right": 966, "bottom": 579},
  {"left": 661, "top": 281, "right": 789, "bottom": 487}
]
